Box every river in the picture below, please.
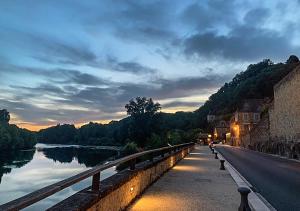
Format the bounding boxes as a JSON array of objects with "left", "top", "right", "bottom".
[{"left": 0, "top": 143, "right": 118, "bottom": 210}]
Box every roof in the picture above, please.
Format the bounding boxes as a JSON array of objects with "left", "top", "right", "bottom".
[{"left": 237, "top": 99, "right": 265, "bottom": 113}]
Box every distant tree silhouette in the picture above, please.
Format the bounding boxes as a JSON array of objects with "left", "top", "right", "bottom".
[
  {"left": 125, "top": 97, "right": 161, "bottom": 117},
  {"left": 0, "top": 109, "right": 36, "bottom": 150},
  {"left": 125, "top": 97, "right": 161, "bottom": 147},
  {"left": 0, "top": 109, "right": 10, "bottom": 124},
  {"left": 286, "top": 55, "right": 299, "bottom": 64}
]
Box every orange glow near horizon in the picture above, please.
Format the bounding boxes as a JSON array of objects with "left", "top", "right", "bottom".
[
  {"left": 12, "top": 119, "right": 116, "bottom": 131},
  {"left": 10, "top": 99, "right": 204, "bottom": 131}
]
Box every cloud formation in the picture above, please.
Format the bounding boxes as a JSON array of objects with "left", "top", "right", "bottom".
[{"left": 1, "top": 0, "right": 300, "bottom": 129}]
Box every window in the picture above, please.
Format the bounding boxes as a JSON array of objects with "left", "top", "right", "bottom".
[{"left": 243, "top": 113, "right": 249, "bottom": 121}]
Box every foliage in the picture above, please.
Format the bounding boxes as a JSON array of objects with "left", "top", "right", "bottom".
[
  {"left": 195, "top": 56, "right": 300, "bottom": 129},
  {"left": 0, "top": 109, "right": 10, "bottom": 123},
  {"left": 38, "top": 124, "right": 77, "bottom": 144},
  {"left": 121, "top": 141, "right": 139, "bottom": 156},
  {"left": 0, "top": 123, "right": 37, "bottom": 150},
  {"left": 125, "top": 97, "right": 161, "bottom": 147},
  {"left": 146, "top": 133, "right": 167, "bottom": 149},
  {"left": 125, "top": 97, "right": 161, "bottom": 117}
]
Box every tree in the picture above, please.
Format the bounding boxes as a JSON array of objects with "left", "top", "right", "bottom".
[
  {"left": 125, "top": 97, "right": 161, "bottom": 117},
  {"left": 286, "top": 55, "right": 299, "bottom": 64},
  {"left": 125, "top": 97, "right": 161, "bottom": 147},
  {"left": 0, "top": 109, "right": 10, "bottom": 124}
]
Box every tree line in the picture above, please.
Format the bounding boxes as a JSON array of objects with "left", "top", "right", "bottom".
[
  {"left": 0, "top": 109, "right": 37, "bottom": 150},
  {"left": 38, "top": 97, "right": 202, "bottom": 153}
]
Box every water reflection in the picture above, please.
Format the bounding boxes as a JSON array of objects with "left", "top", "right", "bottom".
[
  {"left": 0, "top": 150, "right": 35, "bottom": 183},
  {"left": 0, "top": 144, "right": 118, "bottom": 210},
  {"left": 41, "top": 146, "right": 117, "bottom": 167}
]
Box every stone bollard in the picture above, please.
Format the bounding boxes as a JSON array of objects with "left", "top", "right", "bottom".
[
  {"left": 220, "top": 160, "right": 225, "bottom": 170},
  {"left": 238, "top": 187, "right": 251, "bottom": 211},
  {"left": 214, "top": 152, "right": 218, "bottom": 159}
]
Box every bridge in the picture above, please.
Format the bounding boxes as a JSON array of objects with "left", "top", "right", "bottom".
[{"left": 0, "top": 143, "right": 263, "bottom": 211}]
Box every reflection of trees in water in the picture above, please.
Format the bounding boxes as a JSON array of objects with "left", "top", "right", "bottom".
[
  {"left": 41, "top": 147, "right": 117, "bottom": 167},
  {"left": 0, "top": 150, "right": 35, "bottom": 183}
]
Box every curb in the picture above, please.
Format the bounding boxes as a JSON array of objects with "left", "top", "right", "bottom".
[{"left": 215, "top": 149, "right": 276, "bottom": 211}]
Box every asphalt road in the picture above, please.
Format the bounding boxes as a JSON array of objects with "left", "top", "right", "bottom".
[{"left": 216, "top": 145, "right": 300, "bottom": 211}]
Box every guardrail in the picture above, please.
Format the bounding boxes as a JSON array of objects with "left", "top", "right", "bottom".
[{"left": 0, "top": 142, "right": 194, "bottom": 211}]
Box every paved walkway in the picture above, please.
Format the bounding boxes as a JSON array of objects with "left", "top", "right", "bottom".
[{"left": 128, "top": 145, "right": 240, "bottom": 211}]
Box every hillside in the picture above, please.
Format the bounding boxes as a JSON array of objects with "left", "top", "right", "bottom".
[{"left": 195, "top": 55, "right": 300, "bottom": 128}]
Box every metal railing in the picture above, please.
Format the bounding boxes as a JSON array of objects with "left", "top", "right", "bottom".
[{"left": 0, "top": 142, "right": 194, "bottom": 211}]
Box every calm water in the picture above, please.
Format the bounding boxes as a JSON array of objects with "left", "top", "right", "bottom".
[{"left": 0, "top": 144, "right": 118, "bottom": 210}]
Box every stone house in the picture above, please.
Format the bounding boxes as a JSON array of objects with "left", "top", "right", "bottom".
[
  {"left": 213, "top": 120, "right": 230, "bottom": 142},
  {"left": 230, "top": 99, "right": 265, "bottom": 146}
]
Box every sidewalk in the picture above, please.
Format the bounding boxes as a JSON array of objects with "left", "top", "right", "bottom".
[{"left": 128, "top": 145, "right": 240, "bottom": 211}]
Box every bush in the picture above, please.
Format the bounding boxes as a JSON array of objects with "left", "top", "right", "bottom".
[{"left": 121, "top": 141, "right": 139, "bottom": 156}]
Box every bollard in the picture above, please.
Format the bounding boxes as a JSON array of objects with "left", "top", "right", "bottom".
[
  {"left": 220, "top": 160, "right": 225, "bottom": 170},
  {"left": 214, "top": 152, "right": 218, "bottom": 159},
  {"left": 238, "top": 187, "right": 251, "bottom": 211}
]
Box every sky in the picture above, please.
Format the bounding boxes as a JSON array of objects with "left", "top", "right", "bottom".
[{"left": 1, "top": 0, "right": 300, "bottom": 131}]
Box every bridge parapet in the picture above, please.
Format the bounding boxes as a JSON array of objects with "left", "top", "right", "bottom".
[{"left": 0, "top": 142, "right": 194, "bottom": 211}]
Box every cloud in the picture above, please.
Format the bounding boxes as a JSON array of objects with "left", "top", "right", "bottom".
[
  {"left": 106, "top": 56, "right": 157, "bottom": 74},
  {"left": 180, "top": 1, "right": 238, "bottom": 31},
  {"left": 1, "top": 0, "right": 300, "bottom": 128},
  {"left": 1, "top": 72, "right": 230, "bottom": 126},
  {"left": 162, "top": 101, "right": 202, "bottom": 109},
  {"left": 183, "top": 25, "right": 300, "bottom": 61},
  {"left": 243, "top": 8, "right": 270, "bottom": 25}
]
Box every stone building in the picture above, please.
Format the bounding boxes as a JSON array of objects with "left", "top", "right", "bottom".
[
  {"left": 213, "top": 120, "right": 230, "bottom": 142},
  {"left": 230, "top": 99, "right": 265, "bottom": 146},
  {"left": 249, "top": 65, "right": 300, "bottom": 159},
  {"left": 243, "top": 114, "right": 270, "bottom": 149},
  {"left": 269, "top": 65, "right": 300, "bottom": 141}
]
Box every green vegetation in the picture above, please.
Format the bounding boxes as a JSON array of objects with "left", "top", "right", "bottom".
[
  {"left": 195, "top": 55, "right": 300, "bottom": 128},
  {"left": 0, "top": 109, "right": 37, "bottom": 150},
  {"left": 37, "top": 97, "right": 201, "bottom": 150}
]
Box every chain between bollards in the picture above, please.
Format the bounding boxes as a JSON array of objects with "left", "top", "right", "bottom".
[{"left": 238, "top": 187, "right": 251, "bottom": 211}]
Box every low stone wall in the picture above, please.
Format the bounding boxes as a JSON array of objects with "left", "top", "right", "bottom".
[
  {"left": 253, "top": 140, "right": 300, "bottom": 159},
  {"left": 48, "top": 145, "right": 194, "bottom": 211}
]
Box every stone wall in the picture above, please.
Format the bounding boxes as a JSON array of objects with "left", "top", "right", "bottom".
[
  {"left": 243, "top": 114, "right": 270, "bottom": 149},
  {"left": 48, "top": 146, "right": 194, "bottom": 211},
  {"left": 269, "top": 65, "right": 300, "bottom": 141}
]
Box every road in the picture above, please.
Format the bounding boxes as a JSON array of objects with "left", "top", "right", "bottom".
[{"left": 216, "top": 145, "right": 300, "bottom": 211}]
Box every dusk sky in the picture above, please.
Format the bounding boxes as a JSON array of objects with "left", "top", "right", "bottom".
[{"left": 1, "top": 0, "right": 300, "bottom": 130}]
